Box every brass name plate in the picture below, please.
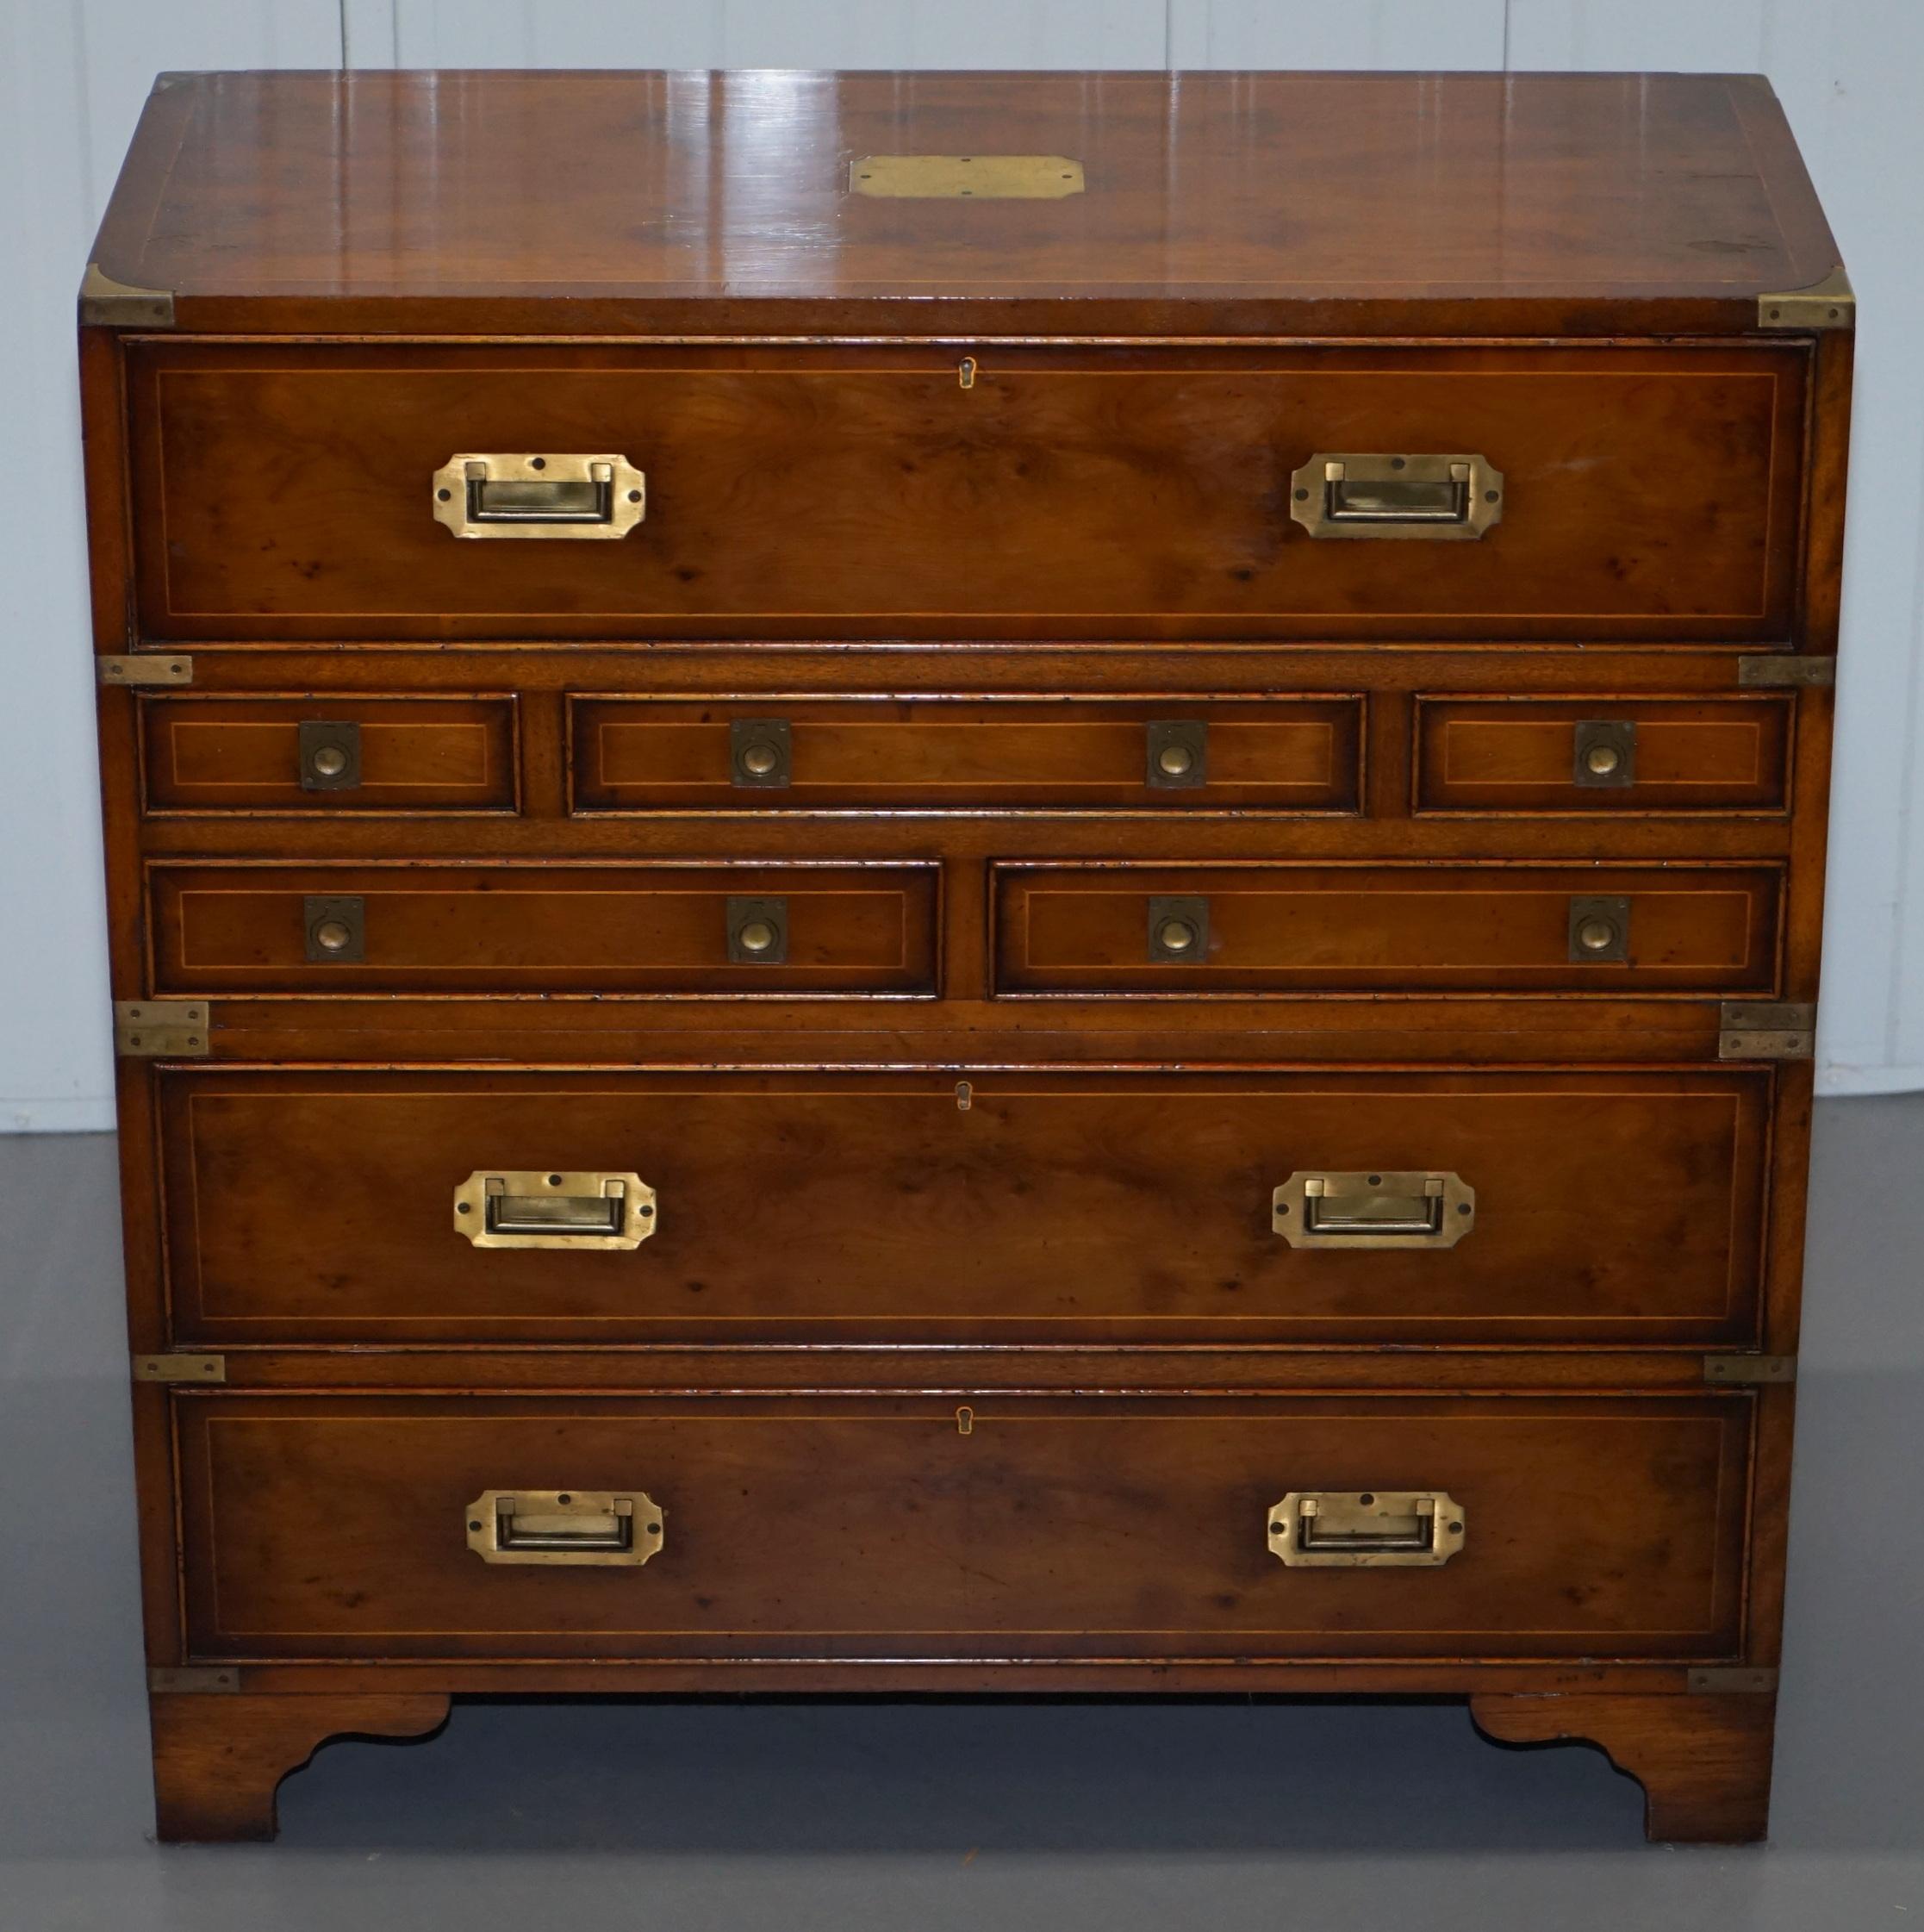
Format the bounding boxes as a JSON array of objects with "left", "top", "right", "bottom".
[{"left": 850, "top": 155, "right": 1085, "bottom": 199}]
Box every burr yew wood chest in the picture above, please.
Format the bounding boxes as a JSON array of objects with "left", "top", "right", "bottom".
[{"left": 82, "top": 68, "right": 1850, "bottom": 1843}]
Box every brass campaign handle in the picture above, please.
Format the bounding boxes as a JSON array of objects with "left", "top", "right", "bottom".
[
  {"left": 466, "top": 1490, "right": 664, "bottom": 1567},
  {"left": 1289, "top": 453, "right": 1504, "bottom": 540},
  {"left": 1267, "top": 1491, "right": 1467, "bottom": 1567},
  {"left": 432, "top": 453, "right": 646, "bottom": 539},
  {"left": 452, "top": 1170, "right": 657, "bottom": 1250},
  {"left": 1272, "top": 1170, "right": 1475, "bottom": 1248}
]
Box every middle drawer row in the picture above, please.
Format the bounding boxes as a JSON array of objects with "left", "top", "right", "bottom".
[{"left": 146, "top": 860, "right": 1782, "bottom": 997}]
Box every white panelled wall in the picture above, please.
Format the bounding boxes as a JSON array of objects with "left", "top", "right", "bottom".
[{"left": 3, "top": 0, "right": 1920, "bottom": 1126}]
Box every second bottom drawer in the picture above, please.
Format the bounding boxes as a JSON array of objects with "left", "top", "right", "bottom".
[{"left": 174, "top": 1393, "right": 1751, "bottom": 1663}]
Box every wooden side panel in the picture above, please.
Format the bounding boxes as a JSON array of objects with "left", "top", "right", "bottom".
[
  {"left": 1414, "top": 696, "right": 1793, "bottom": 814},
  {"left": 994, "top": 863, "right": 1783, "bottom": 995},
  {"left": 157, "top": 1067, "right": 1769, "bottom": 1346},
  {"left": 126, "top": 342, "right": 1808, "bottom": 644},
  {"left": 141, "top": 695, "right": 519, "bottom": 813},
  {"left": 570, "top": 695, "right": 1364, "bottom": 813},
  {"left": 146, "top": 863, "right": 939, "bottom": 996},
  {"left": 174, "top": 1393, "right": 1753, "bottom": 1663}
]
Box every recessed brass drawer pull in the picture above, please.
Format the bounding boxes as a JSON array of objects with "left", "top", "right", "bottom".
[
  {"left": 1146, "top": 720, "right": 1207, "bottom": 789},
  {"left": 1573, "top": 719, "right": 1637, "bottom": 787},
  {"left": 1289, "top": 452, "right": 1504, "bottom": 540},
  {"left": 432, "top": 453, "right": 646, "bottom": 539},
  {"left": 1268, "top": 1491, "right": 1466, "bottom": 1567},
  {"left": 1569, "top": 895, "right": 1631, "bottom": 963},
  {"left": 303, "top": 894, "right": 364, "bottom": 963},
  {"left": 297, "top": 721, "right": 361, "bottom": 791},
  {"left": 466, "top": 1489, "right": 664, "bottom": 1567},
  {"left": 1272, "top": 1170, "right": 1475, "bottom": 1248},
  {"left": 453, "top": 1169, "right": 658, "bottom": 1250},
  {"left": 731, "top": 719, "right": 792, "bottom": 788},
  {"left": 1148, "top": 894, "right": 1210, "bottom": 961},
  {"left": 727, "top": 895, "right": 789, "bottom": 963}
]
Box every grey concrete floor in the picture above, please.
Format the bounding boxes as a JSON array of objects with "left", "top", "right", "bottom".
[{"left": 3, "top": 1100, "right": 1921, "bottom": 1930}]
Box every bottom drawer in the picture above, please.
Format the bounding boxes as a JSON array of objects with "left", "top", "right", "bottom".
[{"left": 176, "top": 1394, "right": 1749, "bottom": 1663}]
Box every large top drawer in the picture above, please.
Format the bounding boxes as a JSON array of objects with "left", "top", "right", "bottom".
[{"left": 125, "top": 343, "right": 1809, "bottom": 645}]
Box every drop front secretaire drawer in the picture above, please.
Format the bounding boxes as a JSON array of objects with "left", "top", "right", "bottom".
[
  {"left": 126, "top": 341, "right": 1808, "bottom": 644},
  {"left": 569, "top": 695, "right": 1363, "bottom": 812},
  {"left": 172, "top": 1393, "right": 1750, "bottom": 1663},
  {"left": 155, "top": 1065, "right": 1770, "bottom": 1347},
  {"left": 993, "top": 863, "right": 1782, "bottom": 995},
  {"left": 140, "top": 695, "right": 519, "bottom": 813},
  {"left": 145, "top": 863, "right": 937, "bottom": 995}
]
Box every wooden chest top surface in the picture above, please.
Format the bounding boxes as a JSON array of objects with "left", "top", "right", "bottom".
[{"left": 91, "top": 68, "right": 1839, "bottom": 335}]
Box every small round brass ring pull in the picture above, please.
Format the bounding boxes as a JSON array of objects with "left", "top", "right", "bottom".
[
  {"left": 739, "top": 741, "right": 780, "bottom": 777},
  {"left": 1576, "top": 917, "right": 1618, "bottom": 952},
  {"left": 737, "top": 919, "right": 778, "bottom": 955},
  {"left": 1156, "top": 742, "right": 1194, "bottom": 778},
  {"left": 311, "top": 744, "right": 349, "bottom": 778},
  {"left": 312, "top": 918, "right": 354, "bottom": 953},
  {"left": 1584, "top": 743, "right": 1622, "bottom": 776},
  {"left": 1155, "top": 916, "right": 1199, "bottom": 955}
]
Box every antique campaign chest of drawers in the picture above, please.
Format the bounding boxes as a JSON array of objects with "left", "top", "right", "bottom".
[{"left": 82, "top": 69, "right": 1849, "bottom": 1843}]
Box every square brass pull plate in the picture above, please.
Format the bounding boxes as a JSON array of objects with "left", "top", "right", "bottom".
[
  {"left": 1569, "top": 895, "right": 1631, "bottom": 963},
  {"left": 303, "top": 894, "right": 364, "bottom": 963},
  {"left": 1273, "top": 1170, "right": 1475, "bottom": 1248},
  {"left": 1147, "top": 894, "right": 1210, "bottom": 962},
  {"left": 1289, "top": 453, "right": 1504, "bottom": 540},
  {"left": 731, "top": 720, "right": 792, "bottom": 788},
  {"left": 1573, "top": 720, "right": 1637, "bottom": 788},
  {"left": 727, "top": 896, "right": 788, "bottom": 963},
  {"left": 1146, "top": 720, "right": 1208, "bottom": 789},
  {"left": 298, "top": 720, "right": 361, "bottom": 791},
  {"left": 433, "top": 453, "right": 646, "bottom": 539}
]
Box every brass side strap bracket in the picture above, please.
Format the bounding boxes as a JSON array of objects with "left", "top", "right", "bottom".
[
  {"left": 79, "top": 261, "right": 177, "bottom": 328},
  {"left": 1687, "top": 1667, "right": 1779, "bottom": 1695},
  {"left": 1703, "top": 1355, "right": 1797, "bottom": 1386},
  {"left": 1737, "top": 654, "right": 1835, "bottom": 689},
  {"left": 1719, "top": 1001, "right": 1815, "bottom": 1062},
  {"left": 99, "top": 654, "right": 192, "bottom": 687},
  {"left": 147, "top": 1667, "right": 240, "bottom": 1695},
  {"left": 134, "top": 1354, "right": 226, "bottom": 1384},
  {"left": 1758, "top": 266, "right": 1854, "bottom": 332},
  {"left": 115, "top": 1001, "right": 209, "bottom": 1058}
]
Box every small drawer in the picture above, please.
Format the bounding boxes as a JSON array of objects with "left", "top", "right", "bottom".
[
  {"left": 146, "top": 863, "right": 937, "bottom": 996},
  {"left": 173, "top": 1392, "right": 1750, "bottom": 1663},
  {"left": 1415, "top": 696, "right": 1792, "bottom": 813},
  {"left": 140, "top": 695, "right": 519, "bottom": 813},
  {"left": 994, "top": 863, "right": 1781, "bottom": 995},
  {"left": 156, "top": 1065, "right": 1769, "bottom": 1347},
  {"left": 570, "top": 695, "right": 1363, "bottom": 812}
]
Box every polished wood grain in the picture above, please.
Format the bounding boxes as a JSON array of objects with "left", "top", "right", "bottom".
[
  {"left": 173, "top": 1393, "right": 1750, "bottom": 1663},
  {"left": 153, "top": 1065, "right": 1771, "bottom": 1348},
  {"left": 90, "top": 72, "right": 1840, "bottom": 339},
  {"left": 570, "top": 695, "right": 1363, "bottom": 813},
  {"left": 126, "top": 341, "right": 1808, "bottom": 645},
  {"left": 140, "top": 695, "right": 519, "bottom": 814},
  {"left": 146, "top": 862, "right": 939, "bottom": 996},
  {"left": 1414, "top": 696, "right": 1793, "bottom": 815},
  {"left": 149, "top": 1691, "right": 450, "bottom": 1842},
  {"left": 1471, "top": 1692, "right": 1777, "bottom": 1843},
  {"left": 995, "top": 863, "right": 1782, "bottom": 995}
]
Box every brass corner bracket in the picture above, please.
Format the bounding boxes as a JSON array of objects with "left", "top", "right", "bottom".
[
  {"left": 134, "top": 1354, "right": 226, "bottom": 1384},
  {"left": 98, "top": 654, "right": 192, "bottom": 688},
  {"left": 79, "top": 261, "right": 175, "bottom": 329},
  {"left": 1718, "top": 1002, "right": 1815, "bottom": 1062},
  {"left": 1703, "top": 1354, "right": 1797, "bottom": 1386},
  {"left": 147, "top": 1667, "right": 240, "bottom": 1695},
  {"left": 1687, "top": 1667, "right": 1778, "bottom": 1695},
  {"left": 115, "top": 1001, "right": 210, "bottom": 1058},
  {"left": 1759, "top": 266, "right": 1854, "bottom": 332}
]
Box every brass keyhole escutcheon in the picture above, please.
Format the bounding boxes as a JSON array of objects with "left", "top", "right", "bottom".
[
  {"left": 311, "top": 744, "right": 349, "bottom": 778},
  {"left": 1156, "top": 743, "right": 1194, "bottom": 777},
  {"left": 1584, "top": 743, "right": 1621, "bottom": 776},
  {"left": 1156, "top": 918, "right": 1198, "bottom": 954},
  {"left": 1577, "top": 918, "right": 1616, "bottom": 952},
  {"left": 738, "top": 919, "right": 777, "bottom": 955},
  {"left": 740, "top": 742, "right": 779, "bottom": 776}
]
